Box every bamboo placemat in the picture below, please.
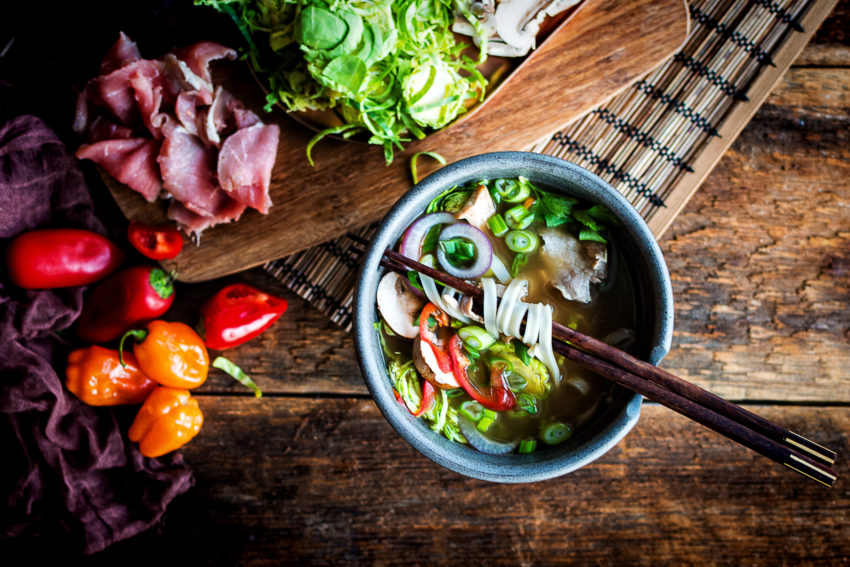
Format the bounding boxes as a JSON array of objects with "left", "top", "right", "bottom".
[{"left": 264, "top": 0, "right": 839, "bottom": 331}]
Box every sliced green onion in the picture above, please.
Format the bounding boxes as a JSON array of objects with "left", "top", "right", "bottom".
[
  {"left": 460, "top": 400, "right": 485, "bottom": 422},
  {"left": 510, "top": 253, "right": 528, "bottom": 278},
  {"left": 516, "top": 393, "right": 538, "bottom": 415},
  {"left": 212, "top": 356, "right": 262, "bottom": 398},
  {"left": 541, "top": 422, "right": 573, "bottom": 445},
  {"left": 519, "top": 438, "right": 537, "bottom": 454},
  {"left": 487, "top": 213, "right": 509, "bottom": 237},
  {"left": 476, "top": 411, "right": 497, "bottom": 432},
  {"left": 494, "top": 178, "right": 530, "bottom": 202},
  {"left": 578, "top": 228, "right": 607, "bottom": 243},
  {"left": 439, "top": 237, "right": 476, "bottom": 266},
  {"left": 506, "top": 372, "right": 527, "bottom": 393},
  {"left": 458, "top": 325, "right": 497, "bottom": 351},
  {"left": 505, "top": 230, "right": 538, "bottom": 253},
  {"left": 513, "top": 339, "right": 531, "bottom": 365},
  {"left": 410, "top": 151, "right": 446, "bottom": 185},
  {"left": 504, "top": 205, "right": 535, "bottom": 229}
]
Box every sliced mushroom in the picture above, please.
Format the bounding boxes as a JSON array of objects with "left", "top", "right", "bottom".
[
  {"left": 495, "top": 0, "right": 581, "bottom": 55},
  {"left": 455, "top": 184, "right": 496, "bottom": 231},
  {"left": 454, "top": 0, "right": 582, "bottom": 57},
  {"left": 413, "top": 339, "right": 461, "bottom": 389},
  {"left": 377, "top": 271, "right": 425, "bottom": 339}
]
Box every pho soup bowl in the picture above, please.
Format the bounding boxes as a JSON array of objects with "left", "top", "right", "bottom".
[{"left": 354, "top": 152, "right": 673, "bottom": 483}]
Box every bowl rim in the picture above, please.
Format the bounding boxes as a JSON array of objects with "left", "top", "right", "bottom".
[{"left": 354, "top": 151, "right": 674, "bottom": 483}]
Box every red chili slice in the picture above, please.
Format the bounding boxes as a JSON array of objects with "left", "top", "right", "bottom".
[
  {"left": 418, "top": 303, "right": 452, "bottom": 374},
  {"left": 448, "top": 334, "right": 515, "bottom": 411},
  {"left": 127, "top": 220, "right": 183, "bottom": 260},
  {"left": 412, "top": 380, "right": 436, "bottom": 417}
]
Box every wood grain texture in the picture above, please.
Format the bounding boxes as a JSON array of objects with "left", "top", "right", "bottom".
[
  {"left": 81, "top": 401, "right": 849, "bottom": 566},
  {"left": 104, "top": 0, "right": 689, "bottom": 282},
  {"left": 659, "top": 67, "right": 850, "bottom": 402}
]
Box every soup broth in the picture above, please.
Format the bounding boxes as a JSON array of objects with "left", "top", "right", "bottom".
[{"left": 376, "top": 177, "right": 637, "bottom": 454}]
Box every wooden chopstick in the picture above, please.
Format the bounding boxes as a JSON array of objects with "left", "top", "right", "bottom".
[{"left": 347, "top": 234, "right": 839, "bottom": 486}]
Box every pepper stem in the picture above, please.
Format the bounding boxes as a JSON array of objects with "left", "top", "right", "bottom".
[
  {"left": 118, "top": 329, "right": 149, "bottom": 367},
  {"left": 149, "top": 268, "right": 176, "bottom": 300}
]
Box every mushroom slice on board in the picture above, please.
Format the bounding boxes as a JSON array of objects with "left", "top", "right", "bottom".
[{"left": 454, "top": 0, "right": 582, "bottom": 57}]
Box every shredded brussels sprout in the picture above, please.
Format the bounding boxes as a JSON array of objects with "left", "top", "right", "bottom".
[{"left": 195, "top": 0, "right": 488, "bottom": 163}]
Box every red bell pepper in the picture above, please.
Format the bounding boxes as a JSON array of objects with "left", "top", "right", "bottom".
[
  {"left": 199, "top": 283, "right": 288, "bottom": 350},
  {"left": 448, "top": 334, "right": 515, "bottom": 411},
  {"left": 127, "top": 220, "right": 183, "bottom": 260},
  {"left": 412, "top": 380, "right": 436, "bottom": 417},
  {"left": 5, "top": 228, "right": 124, "bottom": 289},
  {"left": 418, "top": 303, "right": 452, "bottom": 374},
  {"left": 75, "top": 265, "right": 175, "bottom": 343}
]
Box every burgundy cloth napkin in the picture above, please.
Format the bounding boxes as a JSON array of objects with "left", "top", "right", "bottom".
[{"left": 0, "top": 114, "right": 193, "bottom": 554}]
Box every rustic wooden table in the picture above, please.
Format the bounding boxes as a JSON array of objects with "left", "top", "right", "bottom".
[{"left": 4, "top": 1, "right": 848, "bottom": 564}]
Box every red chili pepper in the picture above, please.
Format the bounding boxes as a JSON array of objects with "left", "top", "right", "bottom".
[
  {"left": 199, "top": 283, "right": 288, "bottom": 350},
  {"left": 448, "top": 334, "right": 516, "bottom": 411},
  {"left": 418, "top": 303, "right": 452, "bottom": 374},
  {"left": 75, "top": 265, "right": 175, "bottom": 343},
  {"left": 5, "top": 228, "right": 124, "bottom": 289},
  {"left": 412, "top": 380, "right": 436, "bottom": 417},
  {"left": 127, "top": 220, "right": 183, "bottom": 260}
]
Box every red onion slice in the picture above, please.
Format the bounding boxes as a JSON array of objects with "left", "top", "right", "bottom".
[
  {"left": 436, "top": 223, "right": 493, "bottom": 279},
  {"left": 400, "top": 212, "right": 456, "bottom": 260}
]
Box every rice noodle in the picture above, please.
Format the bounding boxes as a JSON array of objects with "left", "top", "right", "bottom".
[
  {"left": 489, "top": 255, "right": 511, "bottom": 284},
  {"left": 482, "top": 277, "right": 499, "bottom": 337},
  {"left": 480, "top": 277, "right": 561, "bottom": 382}
]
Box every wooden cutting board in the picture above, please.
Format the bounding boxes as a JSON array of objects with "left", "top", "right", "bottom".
[{"left": 104, "top": 0, "right": 689, "bottom": 282}]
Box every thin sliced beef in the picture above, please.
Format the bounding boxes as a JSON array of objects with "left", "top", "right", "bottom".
[
  {"left": 129, "top": 60, "right": 167, "bottom": 138},
  {"left": 217, "top": 123, "right": 279, "bottom": 214},
  {"left": 167, "top": 195, "right": 246, "bottom": 238},
  {"left": 100, "top": 31, "right": 141, "bottom": 74},
  {"left": 90, "top": 59, "right": 163, "bottom": 128},
  {"left": 161, "top": 53, "right": 212, "bottom": 102},
  {"left": 84, "top": 115, "right": 135, "bottom": 143},
  {"left": 174, "top": 42, "right": 237, "bottom": 85},
  {"left": 158, "top": 119, "right": 227, "bottom": 217},
  {"left": 75, "top": 138, "right": 162, "bottom": 202}
]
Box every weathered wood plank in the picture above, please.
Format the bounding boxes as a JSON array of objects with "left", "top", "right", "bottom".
[
  {"left": 86, "top": 400, "right": 849, "bottom": 565},
  {"left": 659, "top": 80, "right": 850, "bottom": 401},
  {"left": 795, "top": 0, "right": 850, "bottom": 65}
]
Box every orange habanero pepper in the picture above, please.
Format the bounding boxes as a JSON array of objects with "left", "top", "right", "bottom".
[
  {"left": 129, "top": 386, "right": 203, "bottom": 458},
  {"left": 66, "top": 346, "right": 157, "bottom": 406},
  {"left": 120, "top": 320, "right": 209, "bottom": 389}
]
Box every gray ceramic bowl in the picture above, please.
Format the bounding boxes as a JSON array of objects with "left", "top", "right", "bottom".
[{"left": 354, "top": 152, "right": 673, "bottom": 483}]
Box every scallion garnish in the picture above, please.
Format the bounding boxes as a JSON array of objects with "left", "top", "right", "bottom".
[
  {"left": 540, "top": 422, "right": 573, "bottom": 445},
  {"left": 504, "top": 205, "right": 535, "bottom": 230},
  {"left": 494, "top": 178, "right": 530, "bottom": 202},
  {"left": 510, "top": 253, "right": 528, "bottom": 278},
  {"left": 458, "top": 325, "right": 497, "bottom": 351},
  {"left": 505, "top": 230, "right": 538, "bottom": 253},
  {"left": 513, "top": 339, "right": 531, "bottom": 365},
  {"left": 516, "top": 393, "right": 538, "bottom": 415},
  {"left": 476, "top": 409, "right": 497, "bottom": 432},
  {"left": 518, "top": 438, "right": 537, "bottom": 454},
  {"left": 487, "top": 213, "right": 509, "bottom": 237},
  {"left": 460, "top": 400, "right": 485, "bottom": 422}
]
